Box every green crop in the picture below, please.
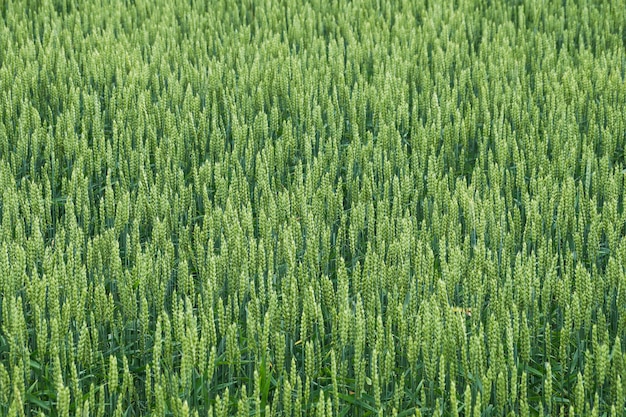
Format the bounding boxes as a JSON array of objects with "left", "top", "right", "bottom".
[{"left": 0, "top": 0, "right": 625, "bottom": 415}]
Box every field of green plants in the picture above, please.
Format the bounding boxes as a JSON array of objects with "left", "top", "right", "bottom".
[{"left": 1, "top": 0, "right": 626, "bottom": 415}]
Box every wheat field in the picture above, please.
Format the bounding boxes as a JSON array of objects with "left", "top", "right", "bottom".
[{"left": 0, "top": 0, "right": 625, "bottom": 416}]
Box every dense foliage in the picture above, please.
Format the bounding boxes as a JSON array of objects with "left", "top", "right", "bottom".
[{"left": 1, "top": 0, "right": 626, "bottom": 416}]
